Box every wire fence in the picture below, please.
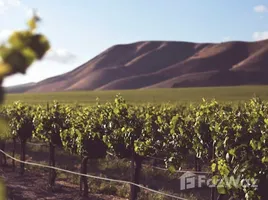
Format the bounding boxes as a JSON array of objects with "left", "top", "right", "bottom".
[
  {"left": 0, "top": 149, "right": 190, "bottom": 200},
  {"left": 26, "top": 141, "right": 211, "bottom": 175}
]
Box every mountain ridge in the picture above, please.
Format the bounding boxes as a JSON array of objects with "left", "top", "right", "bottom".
[{"left": 5, "top": 39, "right": 268, "bottom": 93}]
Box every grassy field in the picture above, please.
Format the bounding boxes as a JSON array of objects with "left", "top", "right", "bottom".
[{"left": 4, "top": 85, "right": 268, "bottom": 105}]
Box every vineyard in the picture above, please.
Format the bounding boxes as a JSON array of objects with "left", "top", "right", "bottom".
[
  {"left": 5, "top": 85, "right": 268, "bottom": 105},
  {"left": 0, "top": 95, "right": 267, "bottom": 200}
]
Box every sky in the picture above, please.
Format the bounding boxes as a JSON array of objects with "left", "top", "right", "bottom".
[{"left": 1, "top": 0, "right": 268, "bottom": 86}]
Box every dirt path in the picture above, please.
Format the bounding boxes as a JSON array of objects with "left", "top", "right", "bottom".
[{"left": 0, "top": 167, "right": 126, "bottom": 200}]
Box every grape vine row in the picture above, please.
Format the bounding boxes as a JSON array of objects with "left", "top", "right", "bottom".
[{"left": 0, "top": 96, "right": 267, "bottom": 200}]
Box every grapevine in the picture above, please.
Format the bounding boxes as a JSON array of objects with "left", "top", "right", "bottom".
[{"left": 0, "top": 96, "right": 267, "bottom": 200}]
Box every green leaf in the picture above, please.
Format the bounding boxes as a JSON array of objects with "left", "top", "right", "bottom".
[
  {"left": 212, "top": 175, "right": 219, "bottom": 185},
  {"left": 211, "top": 163, "right": 217, "bottom": 172},
  {"left": 2, "top": 49, "right": 28, "bottom": 74},
  {"left": 228, "top": 149, "right": 236, "bottom": 156},
  {"left": 0, "top": 179, "right": 6, "bottom": 200},
  {"left": 27, "top": 14, "right": 40, "bottom": 31},
  {"left": 28, "top": 18, "right": 36, "bottom": 31},
  {"left": 217, "top": 184, "right": 227, "bottom": 194},
  {"left": 0, "top": 118, "right": 10, "bottom": 140},
  {"left": 262, "top": 156, "right": 268, "bottom": 163},
  {"left": 0, "top": 63, "right": 12, "bottom": 78},
  {"left": 250, "top": 140, "right": 257, "bottom": 150},
  {"left": 168, "top": 165, "right": 176, "bottom": 173},
  {"left": 28, "top": 34, "right": 50, "bottom": 59},
  {"left": 21, "top": 47, "right": 36, "bottom": 66},
  {"left": 8, "top": 31, "right": 32, "bottom": 49},
  {"left": 157, "top": 116, "right": 162, "bottom": 123}
]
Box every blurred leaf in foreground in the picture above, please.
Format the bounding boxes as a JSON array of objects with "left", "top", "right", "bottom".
[{"left": 0, "top": 179, "right": 6, "bottom": 200}]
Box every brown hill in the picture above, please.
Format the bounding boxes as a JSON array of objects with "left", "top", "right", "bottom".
[{"left": 5, "top": 39, "right": 268, "bottom": 93}]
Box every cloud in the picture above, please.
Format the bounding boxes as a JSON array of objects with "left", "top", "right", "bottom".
[
  {"left": 252, "top": 32, "right": 268, "bottom": 41},
  {"left": 0, "top": 29, "right": 11, "bottom": 44},
  {"left": 0, "top": 1, "right": 8, "bottom": 14},
  {"left": 7, "top": 0, "right": 20, "bottom": 6},
  {"left": 222, "top": 36, "right": 231, "bottom": 42},
  {"left": 254, "top": 5, "right": 268, "bottom": 13},
  {"left": 0, "top": 0, "right": 41, "bottom": 20},
  {"left": 0, "top": 0, "right": 21, "bottom": 14},
  {"left": 44, "top": 49, "right": 77, "bottom": 64}
]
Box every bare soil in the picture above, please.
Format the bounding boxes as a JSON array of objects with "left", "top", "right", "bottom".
[{"left": 0, "top": 164, "right": 126, "bottom": 200}]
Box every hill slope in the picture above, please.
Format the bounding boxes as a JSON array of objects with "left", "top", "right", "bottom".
[{"left": 5, "top": 39, "right": 268, "bottom": 93}]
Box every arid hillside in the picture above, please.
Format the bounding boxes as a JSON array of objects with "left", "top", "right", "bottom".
[{"left": 5, "top": 39, "right": 268, "bottom": 93}]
